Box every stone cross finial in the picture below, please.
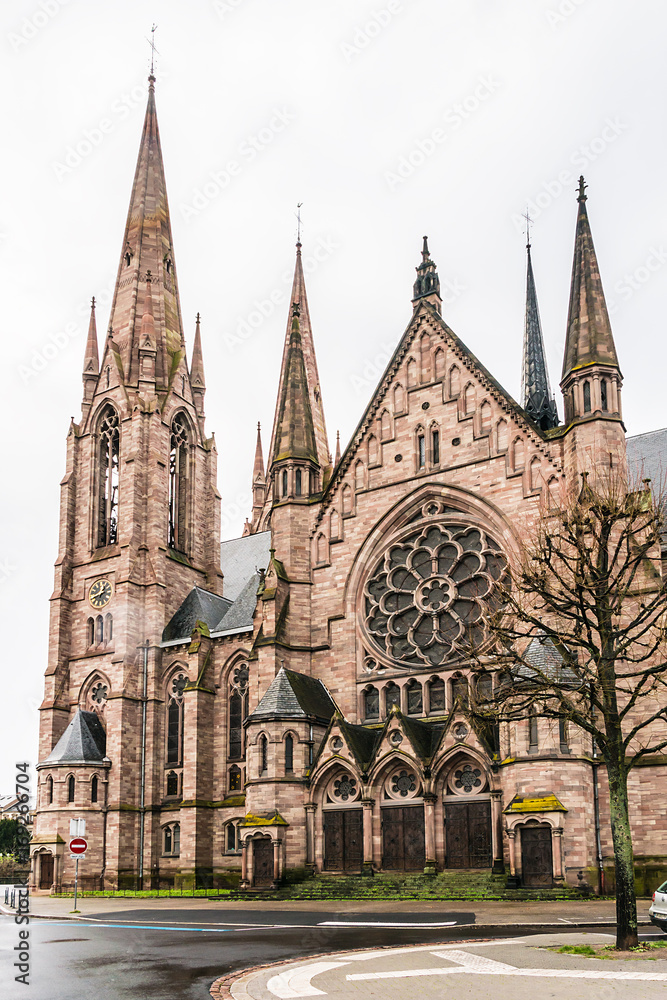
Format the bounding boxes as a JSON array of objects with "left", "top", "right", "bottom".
[{"left": 577, "top": 175, "right": 588, "bottom": 202}]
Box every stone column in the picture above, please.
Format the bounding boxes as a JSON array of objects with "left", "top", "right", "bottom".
[
  {"left": 273, "top": 839, "right": 281, "bottom": 884},
  {"left": 305, "top": 804, "right": 316, "bottom": 868},
  {"left": 507, "top": 828, "right": 516, "bottom": 877},
  {"left": 362, "top": 799, "right": 374, "bottom": 875},
  {"left": 552, "top": 827, "right": 564, "bottom": 882},
  {"left": 490, "top": 791, "right": 504, "bottom": 873},
  {"left": 423, "top": 794, "right": 436, "bottom": 874},
  {"left": 240, "top": 839, "right": 249, "bottom": 887}
]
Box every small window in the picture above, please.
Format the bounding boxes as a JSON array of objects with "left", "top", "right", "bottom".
[
  {"left": 407, "top": 680, "right": 423, "bottom": 715},
  {"left": 295, "top": 469, "right": 302, "bottom": 496},
  {"left": 451, "top": 675, "right": 468, "bottom": 708},
  {"left": 164, "top": 826, "right": 172, "bottom": 854},
  {"left": 46, "top": 775, "right": 53, "bottom": 805},
  {"left": 229, "top": 765, "right": 242, "bottom": 792},
  {"left": 529, "top": 710, "right": 538, "bottom": 750},
  {"left": 600, "top": 379, "right": 608, "bottom": 412},
  {"left": 67, "top": 775, "right": 75, "bottom": 803},
  {"left": 432, "top": 429, "right": 440, "bottom": 466},
  {"left": 475, "top": 673, "right": 493, "bottom": 703},
  {"left": 259, "top": 735, "right": 268, "bottom": 775},
  {"left": 282, "top": 469, "right": 288, "bottom": 497},
  {"left": 91, "top": 775, "right": 98, "bottom": 803},
  {"left": 583, "top": 381, "right": 591, "bottom": 413},
  {"left": 428, "top": 677, "right": 446, "bottom": 713},
  {"left": 166, "top": 770, "right": 179, "bottom": 796},
  {"left": 87, "top": 618, "right": 95, "bottom": 647},
  {"left": 226, "top": 823, "right": 238, "bottom": 853},
  {"left": 385, "top": 682, "right": 400, "bottom": 714},
  {"left": 173, "top": 823, "right": 180, "bottom": 855},
  {"left": 96, "top": 615, "right": 104, "bottom": 644},
  {"left": 559, "top": 716, "right": 569, "bottom": 751},
  {"left": 364, "top": 686, "right": 379, "bottom": 720},
  {"left": 105, "top": 614, "right": 113, "bottom": 642},
  {"left": 285, "top": 734, "right": 294, "bottom": 773},
  {"left": 417, "top": 434, "right": 425, "bottom": 468}
]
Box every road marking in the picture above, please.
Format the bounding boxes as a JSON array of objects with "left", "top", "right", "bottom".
[
  {"left": 335, "top": 939, "right": 527, "bottom": 961},
  {"left": 558, "top": 917, "right": 574, "bottom": 923},
  {"left": 318, "top": 920, "right": 457, "bottom": 928},
  {"left": 36, "top": 921, "right": 237, "bottom": 933},
  {"left": 266, "top": 962, "right": 347, "bottom": 998},
  {"left": 431, "top": 949, "right": 516, "bottom": 972}
]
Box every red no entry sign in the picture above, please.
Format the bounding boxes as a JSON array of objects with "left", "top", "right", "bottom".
[{"left": 69, "top": 837, "right": 87, "bottom": 856}]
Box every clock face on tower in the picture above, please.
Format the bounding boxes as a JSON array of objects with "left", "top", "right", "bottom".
[{"left": 89, "top": 579, "right": 113, "bottom": 609}]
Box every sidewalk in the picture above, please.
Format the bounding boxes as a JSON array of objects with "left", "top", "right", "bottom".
[{"left": 0, "top": 893, "right": 654, "bottom": 926}]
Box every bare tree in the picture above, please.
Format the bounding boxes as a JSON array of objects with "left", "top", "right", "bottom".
[{"left": 469, "top": 474, "right": 667, "bottom": 949}]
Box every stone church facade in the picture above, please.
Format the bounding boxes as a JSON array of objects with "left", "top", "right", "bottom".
[{"left": 30, "top": 76, "right": 666, "bottom": 892}]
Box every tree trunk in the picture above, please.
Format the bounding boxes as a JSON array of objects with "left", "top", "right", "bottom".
[{"left": 606, "top": 762, "right": 638, "bottom": 949}]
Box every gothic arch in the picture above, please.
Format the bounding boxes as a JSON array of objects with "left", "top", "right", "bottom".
[
  {"left": 168, "top": 410, "right": 193, "bottom": 553},
  {"left": 310, "top": 755, "right": 363, "bottom": 810},
  {"left": 79, "top": 670, "right": 112, "bottom": 717},
  {"left": 432, "top": 744, "right": 494, "bottom": 798},
  {"left": 94, "top": 401, "right": 120, "bottom": 548}
]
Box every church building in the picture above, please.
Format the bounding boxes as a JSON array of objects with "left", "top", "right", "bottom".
[{"left": 30, "top": 74, "right": 666, "bottom": 892}]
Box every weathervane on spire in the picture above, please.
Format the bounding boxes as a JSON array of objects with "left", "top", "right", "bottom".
[
  {"left": 295, "top": 202, "right": 303, "bottom": 245},
  {"left": 522, "top": 207, "right": 533, "bottom": 250},
  {"left": 577, "top": 175, "right": 588, "bottom": 202},
  {"left": 146, "top": 23, "right": 159, "bottom": 77}
]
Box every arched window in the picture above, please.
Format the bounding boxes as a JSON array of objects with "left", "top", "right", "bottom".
[
  {"left": 87, "top": 618, "right": 95, "bottom": 647},
  {"left": 434, "top": 348, "right": 445, "bottom": 380},
  {"left": 364, "top": 686, "right": 379, "bottom": 720},
  {"left": 451, "top": 674, "right": 468, "bottom": 708},
  {"left": 480, "top": 400, "right": 492, "bottom": 434},
  {"left": 105, "top": 614, "right": 113, "bottom": 642},
  {"left": 295, "top": 469, "right": 302, "bottom": 496},
  {"left": 46, "top": 775, "right": 53, "bottom": 805},
  {"left": 168, "top": 414, "right": 189, "bottom": 550},
  {"left": 420, "top": 333, "right": 431, "bottom": 381},
  {"left": 342, "top": 484, "right": 352, "bottom": 514},
  {"left": 226, "top": 822, "right": 239, "bottom": 852},
  {"left": 528, "top": 709, "right": 539, "bottom": 750},
  {"left": 166, "top": 770, "right": 179, "bottom": 796},
  {"left": 417, "top": 433, "right": 426, "bottom": 468},
  {"left": 166, "top": 673, "right": 186, "bottom": 765},
  {"left": 316, "top": 533, "right": 327, "bottom": 564},
  {"left": 164, "top": 826, "right": 172, "bottom": 854},
  {"left": 464, "top": 383, "right": 476, "bottom": 414},
  {"left": 368, "top": 435, "right": 378, "bottom": 465},
  {"left": 496, "top": 419, "right": 508, "bottom": 452},
  {"left": 285, "top": 734, "right": 294, "bottom": 773},
  {"left": 431, "top": 428, "right": 440, "bottom": 466},
  {"left": 91, "top": 775, "right": 98, "bottom": 803},
  {"left": 259, "top": 735, "right": 268, "bottom": 775},
  {"left": 513, "top": 437, "right": 525, "bottom": 470},
  {"left": 559, "top": 716, "right": 569, "bottom": 751},
  {"left": 97, "top": 405, "right": 119, "bottom": 547},
  {"left": 530, "top": 456, "right": 541, "bottom": 492},
  {"left": 380, "top": 410, "right": 391, "bottom": 440},
  {"left": 229, "top": 661, "right": 249, "bottom": 760},
  {"left": 449, "top": 365, "right": 461, "bottom": 397},
  {"left": 282, "top": 469, "right": 288, "bottom": 496},
  {"left": 475, "top": 673, "right": 493, "bottom": 704},
  {"left": 583, "top": 380, "right": 591, "bottom": 413},
  {"left": 229, "top": 765, "right": 242, "bottom": 792},
  {"left": 428, "top": 676, "right": 446, "bottom": 713},
  {"left": 394, "top": 383, "right": 406, "bottom": 413},
  {"left": 407, "top": 358, "right": 417, "bottom": 386},
  {"left": 173, "top": 823, "right": 180, "bottom": 855},
  {"left": 330, "top": 509, "right": 341, "bottom": 539},
  {"left": 67, "top": 775, "right": 75, "bottom": 803},
  {"left": 600, "top": 379, "right": 608, "bottom": 412},
  {"left": 406, "top": 680, "right": 423, "bottom": 715},
  {"left": 96, "top": 615, "right": 104, "bottom": 644},
  {"left": 355, "top": 461, "right": 364, "bottom": 491},
  {"left": 385, "top": 682, "right": 400, "bottom": 715}
]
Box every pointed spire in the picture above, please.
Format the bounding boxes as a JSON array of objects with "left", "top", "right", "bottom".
[
  {"left": 412, "top": 236, "right": 442, "bottom": 313},
  {"left": 83, "top": 296, "right": 99, "bottom": 376},
  {"left": 521, "top": 244, "right": 558, "bottom": 430},
  {"left": 140, "top": 271, "right": 156, "bottom": 343},
  {"left": 106, "top": 74, "right": 186, "bottom": 390},
  {"left": 268, "top": 243, "right": 330, "bottom": 474},
  {"left": 562, "top": 176, "right": 619, "bottom": 381},
  {"left": 335, "top": 430, "right": 341, "bottom": 466},
  {"left": 190, "top": 312, "right": 206, "bottom": 416},
  {"left": 272, "top": 302, "right": 318, "bottom": 465},
  {"left": 253, "top": 421, "right": 265, "bottom": 483}
]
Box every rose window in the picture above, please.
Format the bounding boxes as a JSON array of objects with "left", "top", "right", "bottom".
[
  {"left": 331, "top": 774, "right": 358, "bottom": 802},
  {"left": 364, "top": 522, "right": 506, "bottom": 666},
  {"left": 391, "top": 770, "right": 417, "bottom": 797},
  {"left": 171, "top": 674, "right": 187, "bottom": 698},
  {"left": 91, "top": 683, "right": 108, "bottom": 705},
  {"left": 454, "top": 763, "right": 482, "bottom": 793},
  {"left": 233, "top": 664, "right": 249, "bottom": 688}
]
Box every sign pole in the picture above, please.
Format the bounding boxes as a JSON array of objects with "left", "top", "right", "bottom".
[{"left": 73, "top": 855, "right": 79, "bottom": 911}]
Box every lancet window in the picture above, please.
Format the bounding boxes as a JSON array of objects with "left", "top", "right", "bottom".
[
  {"left": 97, "top": 405, "right": 119, "bottom": 547},
  {"left": 166, "top": 672, "right": 187, "bottom": 766},
  {"left": 168, "top": 414, "right": 189, "bottom": 551},
  {"left": 229, "top": 662, "right": 249, "bottom": 761}
]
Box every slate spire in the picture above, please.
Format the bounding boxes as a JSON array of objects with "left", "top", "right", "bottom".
[
  {"left": 81, "top": 296, "right": 100, "bottom": 417},
  {"left": 268, "top": 243, "right": 331, "bottom": 474},
  {"left": 253, "top": 421, "right": 266, "bottom": 483},
  {"left": 562, "top": 176, "right": 620, "bottom": 381},
  {"left": 272, "top": 302, "right": 319, "bottom": 466},
  {"left": 190, "top": 312, "right": 206, "bottom": 415},
  {"left": 521, "top": 242, "right": 558, "bottom": 430},
  {"left": 105, "top": 74, "right": 187, "bottom": 391},
  {"left": 412, "top": 236, "right": 442, "bottom": 313}
]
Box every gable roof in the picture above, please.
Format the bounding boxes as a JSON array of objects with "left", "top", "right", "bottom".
[
  {"left": 162, "top": 586, "right": 231, "bottom": 642},
  {"left": 43, "top": 710, "right": 107, "bottom": 765},
  {"left": 247, "top": 668, "right": 336, "bottom": 725},
  {"left": 216, "top": 572, "right": 261, "bottom": 633}
]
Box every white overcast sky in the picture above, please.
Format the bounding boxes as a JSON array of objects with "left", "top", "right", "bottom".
[{"left": 1, "top": 0, "right": 665, "bottom": 791}]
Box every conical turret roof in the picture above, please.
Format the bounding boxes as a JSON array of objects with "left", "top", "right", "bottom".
[
  {"left": 272, "top": 303, "right": 319, "bottom": 465},
  {"left": 521, "top": 245, "right": 558, "bottom": 429}
]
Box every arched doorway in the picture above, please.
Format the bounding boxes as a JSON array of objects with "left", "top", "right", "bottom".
[
  {"left": 520, "top": 823, "right": 553, "bottom": 887},
  {"left": 322, "top": 770, "right": 363, "bottom": 873},
  {"left": 252, "top": 836, "right": 274, "bottom": 887},
  {"left": 38, "top": 852, "right": 54, "bottom": 889},
  {"left": 442, "top": 754, "right": 492, "bottom": 869},
  {"left": 380, "top": 764, "right": 425, "bottom": 871}
]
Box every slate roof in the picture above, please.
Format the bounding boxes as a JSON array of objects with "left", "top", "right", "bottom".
[
  {"left": 216, "top": 572, "right": 261, "bottom": 633},
  {"left": 247, "top": 668, "right": 336, "bottom": 724},
  {"left": 626, "top": 428, "right": 667, "bottom": 491},
  {"left": 43, "top": 710, "right": 107, "bottom": 765},
  {"left": 338, "top": 719, "right": 381, "bottom": 768},
  {"left": 401, "top": 714, "right": 447, "bottom": 761},
  {"left": 516, "top": 635, "right": 578, "bottom": 686},
  {"left": 162, "top": 586, "right": 232, "bottom": 642},
  {"left": 220, "top": 531, "right": 271, "bottom": 602}
]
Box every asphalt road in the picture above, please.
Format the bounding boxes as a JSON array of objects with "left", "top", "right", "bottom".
[{"left": 3, "top": 907, "right": 648, "bottom": 1000}]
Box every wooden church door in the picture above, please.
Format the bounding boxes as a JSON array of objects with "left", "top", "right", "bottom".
[
  {"left": 381, "top": 806, "right": 425, "bottom": 871},
  {"left": 445, "top": 800, "right": 492, "bottom": 868},
  {"left": 521, "top": 826, "right": 553, "bottom": 887},
  {"left": 252, "top": 837, "right": 274, "bottom": 886},
  {"left": 324, "top": 810, "right": 363, "bottom": 872}
]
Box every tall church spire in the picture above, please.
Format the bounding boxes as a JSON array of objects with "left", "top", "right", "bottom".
[
  {"left": 412, "top": 236, "right": 442, "bottom": 313},
  {"left": 105, "top": 74, "right": 186, "bottom": 392},
  {"left": 82, "top": 296, "right": 99, "bottom": 417},
  {"left": 268, "top": 243, "right": 331, "bottom": 477},
  {"left": 562, "top": 176, "right": 620, "bottom": 382},
  {"left": 190, "top": 312, "right": 206, "bottom": 416},
  {"left": 521, "top": 242, "right": 558, "bottom": 430},
  {"left": 273, "top": 303, "right": 318, "bottom": 468}
]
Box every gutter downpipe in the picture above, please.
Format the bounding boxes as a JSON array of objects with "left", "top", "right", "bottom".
[
  {"left": 138, "top": 641, "right": 149, "bottom": 889},
  {"left": 590, "top": 685, "right": 604, "bottom": 895}
]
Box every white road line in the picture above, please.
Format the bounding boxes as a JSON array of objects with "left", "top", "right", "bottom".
[
  {"left": 317, "top": 920, "right": 456, "bottom": 928},
  {"left": 558, "top": 917, "right": 574, "bottom": 923},
  {"left": 337, "top": 939, "right": 527, "bottom": 961},
  {"left": 348, "top": 967, "right": 667, "bottom": 982},
  {"left": 431, "top": 949, "right": 516, "bottom": 972},
  {"left": 266, "top": 961, "right": 348, "bottom": 998}
]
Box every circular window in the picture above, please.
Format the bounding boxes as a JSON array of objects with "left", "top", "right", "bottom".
[
  {"left": 331, "top": 737, "right": 344, "bottom": 752},
  {"left": 389, "top": 730, "right": 403, "bottom": 746},
  {"left": 329, "top": 773, "right": 359, "bottom": 803},
  {"left": 363, "top": 521, "right": 506, "bottom": 667},
  {"left": 385, "top": 768, "right": 420, "bottom": 800}
]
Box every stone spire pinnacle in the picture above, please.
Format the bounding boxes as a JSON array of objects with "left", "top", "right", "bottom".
[
  {"left": 190, "top": 312, "right": 206, "bottom": 415},
  {"left": 105, "top": 74, "right": 186, "bottom": 391},
  {"left": 253, "top": 421, "right": 265, "bottom": 483},
  {"left": 562, "top": 176, "right": 620, "bottom": 382},
  {"left": 412, "top": 235, "right": 442, "bottom": 313},
  {"left": 83, "top": 296, "right": 99, "bottom": 376},
  {"left": 272, "top": 302, "right": 319, "bottom": 466},
  {"left": 521, "top": 243, "right": 558, "bottom": 430},
  {"left": 268, "top": 243, "right": 331, "bottom": 475},
  {"left": 335, "top": 430, "right": 341, "bottom": 466}
]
